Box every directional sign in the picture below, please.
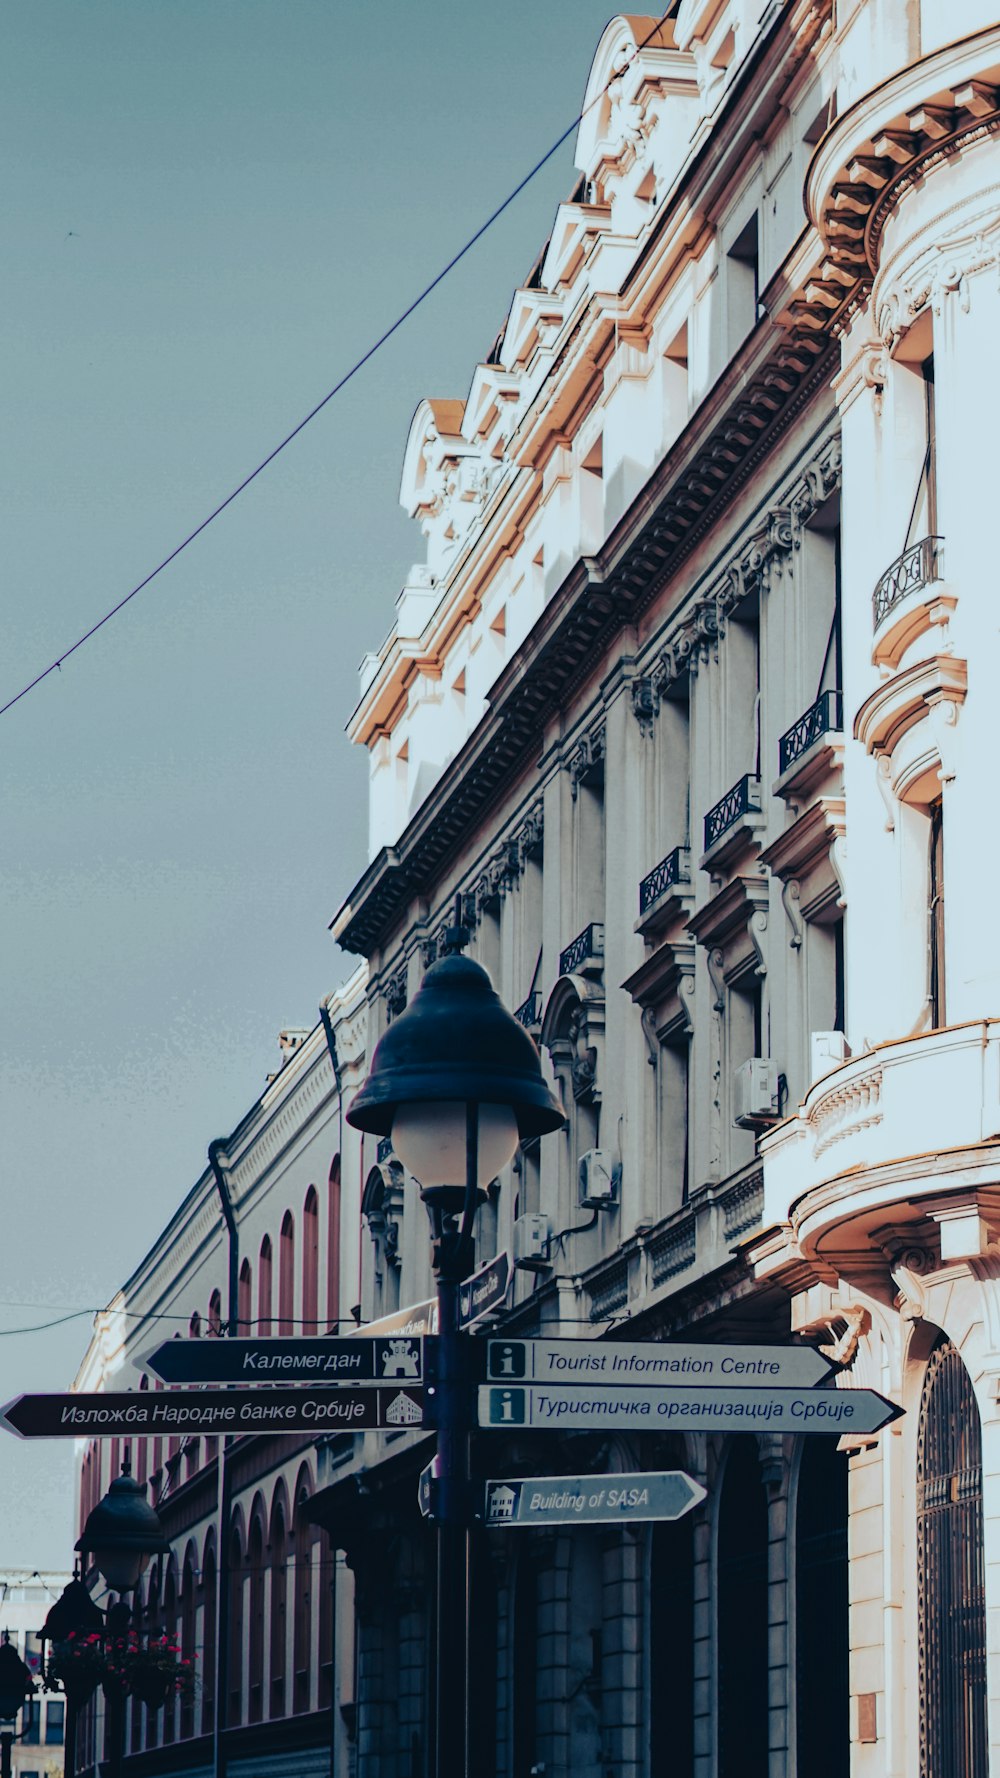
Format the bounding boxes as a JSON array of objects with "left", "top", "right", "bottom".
[
  {"left": 418, "top": 1460, "right": 438, "bottom": 1520},
  {"left": 483, "top": 1337, "right": 836, "bottom": 1390},
  {"left": 459, "top": 1252, "right": 511, "bottom": 1329},
  {"left": 1, "top": 1386, "right": 423, "bottom": 1439},
  {"left": 478, "top": 1383, "right": 901, "bottom": 1436},
  {"left": 357, "top": 1299, "right": 438, "bottom": 1338},
  {"left": 140, "top": 1334, "right": 424, "bottom": 1387},
  {"left": 481, "top": 1469, "right": 706, "bottom": 1529}
]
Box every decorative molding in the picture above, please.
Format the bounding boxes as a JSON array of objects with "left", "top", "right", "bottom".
[
  {"left": 384, "top": 967, "right": 408, "bottom": 1022},
  {"left": 567, "top": 723, "right": 607, "bottom": 798}
]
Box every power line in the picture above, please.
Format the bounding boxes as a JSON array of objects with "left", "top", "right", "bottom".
[{"left": 0, "top": 13, "right": 670, "bottom": 721}]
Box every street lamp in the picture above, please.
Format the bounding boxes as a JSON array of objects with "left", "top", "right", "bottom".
[
  {"left": 347, "top": 932, "right": 564, "bottom": 1778},
  {"left": 0, "top": 1634, "right": 34, "bottom": 1778},
  {"left": 74, "top": 1459, "right": 171, "bottom": 1778},
  {"left": 41, "top": 1574, "right": 105, "bottom": 1778}
]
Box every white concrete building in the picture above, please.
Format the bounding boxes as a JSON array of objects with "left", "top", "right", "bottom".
[
  {"left": 325, "top": 4, "right": 1000, "bottom": 1776},
  {"left": 0, "top": 1571, "right": 71, "bottom": 1778}
]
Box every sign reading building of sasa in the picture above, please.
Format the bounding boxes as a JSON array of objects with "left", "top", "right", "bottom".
[
  {"left": 140, "top": 1333, "right": 424, "bottom": 1387},
  {"left": 478, "top": 1383, "right": 900, "bottom": 1436},
  {"left": 482, "top": 1469, "right": 706, "bottom": 1529},
  {"left": 483, "top": 1337, "right": 836, "bottom": 1390},
  {"left": 1, "top": 1386, "right": 424, "bottom": 1439}
]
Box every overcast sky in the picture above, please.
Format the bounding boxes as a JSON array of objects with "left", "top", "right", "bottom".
[{"left": 0, "top": 1, "right": 625, "bottom": 1566}]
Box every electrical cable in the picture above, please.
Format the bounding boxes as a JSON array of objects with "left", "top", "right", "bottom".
[{"left": 0, "top": 11, "right": 671, "bottom": 721}]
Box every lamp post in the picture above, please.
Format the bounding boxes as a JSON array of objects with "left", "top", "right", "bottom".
[
  {"left": 347, "top": 921, "right": 564, "bottom": 1778},
  {"left": 0, "top": 1632, "right": 34, "bottom": 1778},
  {"left": 74, "top": 1459, "right": 171, "bottom": 1778},
  {"left": 41, "top": 1572, "right": 105, "bottom": 1778}
]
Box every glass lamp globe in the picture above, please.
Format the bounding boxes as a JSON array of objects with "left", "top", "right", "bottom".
[
  {"left": 89, "top": 1546, "right": 149, "bottom": 1594},
  {"left": 392, "top": 1100, "right": 519, "bottom": 1189}
]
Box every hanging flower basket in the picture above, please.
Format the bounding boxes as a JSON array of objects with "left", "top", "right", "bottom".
[
  {"left": 106, "top": 1632, "right": 195, "bottom": 1708},
  {"left": 45, "top": 1632, "right": 104, "bottom": 1706}
]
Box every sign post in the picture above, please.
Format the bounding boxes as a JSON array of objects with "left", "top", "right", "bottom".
[
  {"left": 478, "top": 1382, "right": 900, "bottom": 1436},
  {"left": 457, "top": 1252, "right": 511, "bottom": 1329},
  {"left": 140, "top": 1334, "right": 424, "bottom": 1386},
  {"left": 1, "top": 1386, "right": 423, "bottom": 1439},
  {"left": 483, "top": 1337, "right": 836, "bottom": 1389},
  {"left": 481, "top": 1469, "right": 706, "bottom": 1529}
]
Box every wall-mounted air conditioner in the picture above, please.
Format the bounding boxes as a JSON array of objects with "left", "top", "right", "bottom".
[
  {"left": 811, "top": 1030, "right": 850, "bottom": 1080},
  {"left": 513, "top": 1212, "right": 551, "bottom": 1270},
  {"left": 578, "top": 1148, "right": 619, "bottom": 1209},
  {"left": 733, "top": 1058, "right": 780, "bottom": 1129}
]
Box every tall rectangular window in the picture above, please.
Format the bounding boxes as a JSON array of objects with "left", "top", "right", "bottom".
[{"left": 929, "top": 799, "right": 945, "bottom": 1027}]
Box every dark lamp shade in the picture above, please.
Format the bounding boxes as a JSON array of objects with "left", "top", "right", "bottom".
[
  {"left": 347, "top": 954, "right": 565, "bottom": 1140},
  {"left": 42, "top": 1578, "right": 105, "bottom": 1644},
  {"left": 75, "top": 1466, "right": 170, "bottom": 1591},
  {"left": 0, "top": 1640, "right": 32, "bottom": 1721}
]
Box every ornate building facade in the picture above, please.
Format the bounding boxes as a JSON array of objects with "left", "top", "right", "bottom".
[{"left": 71, "top": 2, "right": 1000, "bottom": 1775}]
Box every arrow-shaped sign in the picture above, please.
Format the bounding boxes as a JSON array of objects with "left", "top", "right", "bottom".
[
  {"left": 481, "top": 1469, "right": 706, "bottom": 1528},
  {"left": 482, "top": 1337, "right": 837, "bottom": 1390},
  {"left": 1, "top": 1386, "right": 423, "bottom": 1439},
  {"left": 478, "top": 1383, "right": 900, "bottom": 1436},
  {"left": 139, "top": 1334, "right": 424, "bottom": 1387}
]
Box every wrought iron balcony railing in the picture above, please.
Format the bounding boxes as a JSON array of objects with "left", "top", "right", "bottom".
[
  {"left": 872, "top": 535, "right": 943, "bottom": 630},
  {"left": 376, "top": 1136, "right": 394, "bottom": 1165},
  {"left": 778, "top": 689, "right": 843, "bottom": 776},
  {"left": 559, "top": 922, "right": 605, "bottom": 977},
  {"left": 514, "top": 990, "right": 542, "bottom": 1029},
  {"left": 639, "top": 845, "right": 688, "bottom": 916},
  {"left": 704, "top": 775, "right": 761, "bottom": 852}
]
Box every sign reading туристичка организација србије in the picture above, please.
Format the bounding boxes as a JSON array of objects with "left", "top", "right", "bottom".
[{"left": 479, "top": 1382, "right": 901, "bottom": 1435}]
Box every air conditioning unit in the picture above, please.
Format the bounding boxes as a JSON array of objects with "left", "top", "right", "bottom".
[
  {"left": 578, "top": 1148, "right": 618, "bottom": 1209},
  {"left": 733, "top": 1058, "right": 780, "bottom": 1129},
  {"left": 513, "top": 1212, "right": 551, "bottom": 1270},
  {"left": 811, "top": 1030, "right": 850, "bottom": 1081}
]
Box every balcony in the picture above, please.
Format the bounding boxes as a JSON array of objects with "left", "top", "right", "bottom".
[
  {"left": 376, "top": 1136, "right": 394, "bottom": 1165},
  {"left": 559, "top": 922, "right": 605, "bottom": 977},
  {"left": 701, "top": 775, "right": 764, "bottom": 871},
  {"left": 778, "top": 689, "right": 843, "bottom": 778},
  {"left": 760, "top": 1022, "right": 1000, "bottom": 1274},
  {"left": 871, "top": 535, "right": 952, "bottom": 671},
  {"left": 513, "top": 990, "right": 542, "bottom": 1030}
]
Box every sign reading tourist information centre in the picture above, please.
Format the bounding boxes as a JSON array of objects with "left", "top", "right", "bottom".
[{"left": 483, "top": 1338, "right": 836, "bottom": 1388}]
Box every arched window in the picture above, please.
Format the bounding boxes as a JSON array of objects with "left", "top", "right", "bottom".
[
  {"left": 279, "top": 1212, "right": 295, "bottom": 1336},
  {"left": 238, "top": 1258, "right": 252, "bottom": 1335},
  {"left": 189, "top": 1311, "right": 201, "bottom": 1338},
  {"left": 180, "top": 1544, "right": 197, "bottom": 1740},
  {"left": 512, "top": 1545, "right": 538, "bottom": 1778},
  {"left": 227, "top": 1521, "right": 244, "bottom": 1728},
  {"left": 303, "top": 1187, "right": 319, "bottom": 1335},
  {"left": 201, "top": 1535, "right": 217, "bottom": 1738},
  {"left": 326, "top": 1155, "right": 341, "bottom": 1331},
  {"left": 208, "top": 1289, "right": 222, "bottom": 1337},
  {"left": 717, "top": 1437, "right": 769, "bottom": 1778},
  {"left": 162, "top": 1560, "right": 177, "bottom": 1745},
  {"left": 650, "top": 1504, "right": 695, "bottom": 1774},
  {"left": 292, "top": 1470, "right": 314, "bottom": 1714},
  {"left": 258, "top": 1235, "right": 273, "bottom": 1337},
  {"left": 917, "top": 1336, "right": 987, "bottom": 1778},
  {"left": 247, "top": 1504, "right": 266, "bottom": 1724},
  {"left": 269, "top": 1489, "right": 289, "bottom": 1718},
  {"left": 795, "top": 1441, "right": 848, "bottom": 1778}
]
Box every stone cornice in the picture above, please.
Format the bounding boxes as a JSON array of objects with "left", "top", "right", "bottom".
[{"left": 334, "top": 333, "right": 838, "bottom": 959}]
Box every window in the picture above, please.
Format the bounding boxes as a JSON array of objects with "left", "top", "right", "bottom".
[
  {"left": 201, "top": 1538, "right": 217, "bottom": 1738},
  {"left": 207, "top": 1289, "right": 222, "bottom": 1336},
  {"left": 293, "top": 1476, "right": 313, "bottom": 1714},
  {"left": 727, "top": 212, "right": 759, "bottom": 350},
  {"left": 238, "top": 1259, "right": 252, "bottom": 1335},
  {"left": 270, "top": 1495, "right": 288, "bottom": 1717},
  {"left": 180, "top": 1547, "right": 197, "bottom": 1740},
  {"left": 258, "top": 1234, "right": 273, "bottom": 1337},
  {"left": 795, "top": 1442, "right": 848, "bottom": 1778},
  {"left": 279, "top": 1213, "right": 295, "bottom": 1336},
  {"left": 326, "top": 1157, "right": 341, "bottom": 1331},
  {"left": 227, "top": 1525, "right": 244, "bottom": 1728},
  {"left": 302, "top": 1187, "right": 319, "bottom": 1335},
  {"left": 929, "top": 798, "right": 945, "bottom": 1027},
  {"left": 22, "top": 1700, "right": 39, "bottom": 1744},
  {"left": 717, "top": 1439, "right": 768, "bottom": 1778},
  {"left": 247, "top": 1509, "right": 265, "bottom": 1724}
]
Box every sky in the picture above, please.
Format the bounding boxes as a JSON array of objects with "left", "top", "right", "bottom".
[{"left": 0, "top": 0, "right": 627, "bottom": 1568}]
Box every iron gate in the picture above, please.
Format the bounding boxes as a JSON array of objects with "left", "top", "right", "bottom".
[{"left": 916, "top": 1338, "right": 987, "bottom": 1778}]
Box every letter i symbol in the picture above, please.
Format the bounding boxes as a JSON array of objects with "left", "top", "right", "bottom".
[{"left": 492, "top": 1388, "right": 524, "bottom": 1424}]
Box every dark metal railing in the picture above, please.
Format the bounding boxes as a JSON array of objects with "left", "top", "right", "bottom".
[
  {"left": 513, "top": 990, "right": 541, "bottom": 1029},
  {"left": 704, "top": 775, "right": 760, "bottom": 852},
  {"left": 872, "top": 534, "right": 943, "bottom": 629},
  {"left": 559, "top": 922, "right": 605, "bottom": 976},
  {"left": 639, "top": 846, "right": 688, "bottom": 916},
  {"left": 376, "top": 1136, "right": 394, "bottom": 1165},
  {"left": 778, "top": 689, "right": 843, "bottom": 776}
]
